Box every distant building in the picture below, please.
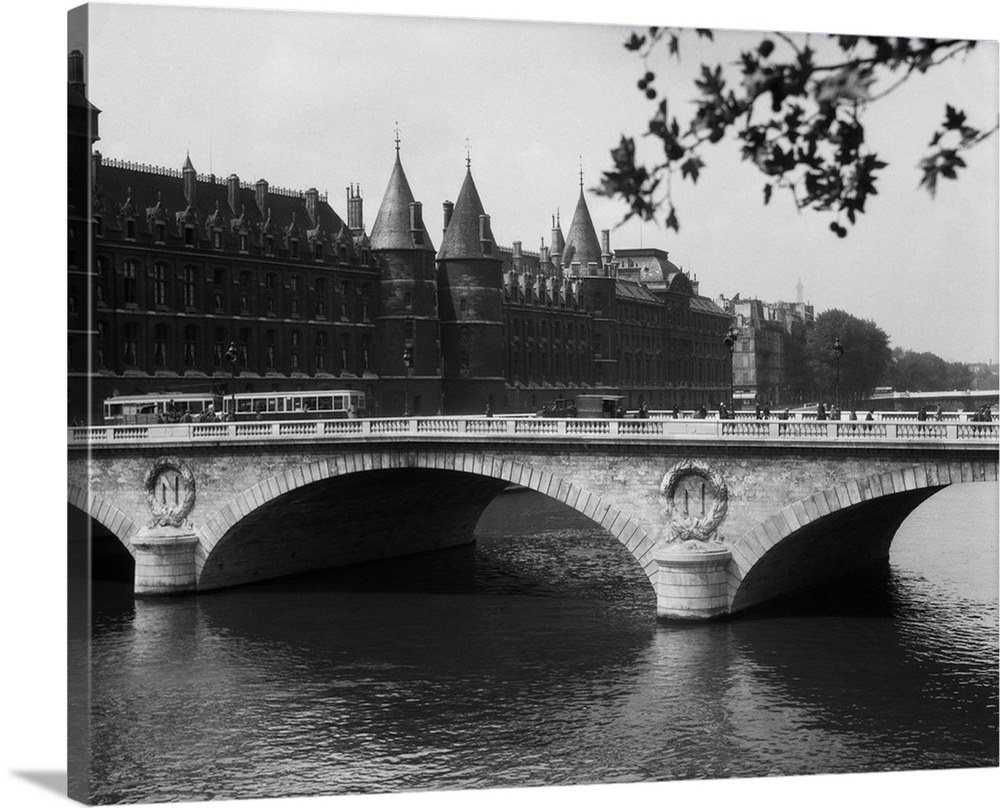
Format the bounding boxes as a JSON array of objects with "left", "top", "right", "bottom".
[
  {"left": 715, "top": 293, "right": 814, "bottom": 408},
  {"left": 69, "top": 50, "right": 733, "bottom": 422}
]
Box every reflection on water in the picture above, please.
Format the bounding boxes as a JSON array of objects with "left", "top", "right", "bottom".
[{"left": 88, "top": 485, "right": 998, "bottom": 803}]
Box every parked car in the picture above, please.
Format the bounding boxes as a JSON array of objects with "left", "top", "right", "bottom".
[{"left": 535, "top": 398, "right": 577, "bottom": 418}]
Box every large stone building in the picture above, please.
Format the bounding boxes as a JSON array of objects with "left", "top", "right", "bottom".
[
  {"left": 68, "top": 51, "right": 733, "bottom": 423},
  {"left": 715, "top": 292, "right": 814, "bottom": 408}
]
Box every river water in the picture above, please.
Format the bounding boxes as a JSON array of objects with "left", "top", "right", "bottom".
[{"left": 85, "top": 484, "right": 998, "bottom": 804}]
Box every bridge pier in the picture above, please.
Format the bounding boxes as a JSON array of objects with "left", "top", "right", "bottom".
[
  {"left": 653, "top": 545, "right": 733, "bottom": 620},
  {"left": 131, "top": 527, "right": 200, "bottom": 596}
]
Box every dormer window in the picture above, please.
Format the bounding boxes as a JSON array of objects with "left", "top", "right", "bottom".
[
  {"left": 125, "top": 218, "right": 136, "bottom": 240},
  {"left": 184, "top": 225, "right": 196, "bottom": 247},
  {"left": 239, "top": 232, "right": 249, "bottom": 253},
  {"left": 265, "top": 235, "right": 275, "bottom": 255},
  {"left": 212, "top": 229, "right": 223, "bottom": 249},
  {"left": 290, "top": 239, "right": 299, "bottom": 258},
  {"left": 314, "top": 243, "right": 324, "bottom": 261},
  {"left": 154, "top": 222, "right": 166, "bottom": 243}
]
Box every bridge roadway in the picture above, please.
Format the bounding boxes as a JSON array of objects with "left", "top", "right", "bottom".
[{"left": 68, "top": 414, "right": 999, "bottom": 620}]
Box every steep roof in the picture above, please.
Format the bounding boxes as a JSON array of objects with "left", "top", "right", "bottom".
[
  {"left": 561, "top": 188, "right": 603, "bottom": 271},
  {"left": 437, "top": 167, "right": 496, "bottom": 260},
  {"left": 369, "top": 151, "right": 435, "bottom": 252},
  {"left": 95, "top": 156, "right": 351, "bottom": 246}
]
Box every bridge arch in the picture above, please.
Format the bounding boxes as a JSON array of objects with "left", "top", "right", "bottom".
[
  {"left": 195, "top": 449, "right": 658, "bottom": 591},
  {"left": 67, "top": 482, "right": 139, "bottom": 557},
  {"left": 728, "top": 458, "right": 999, "bottom": 614}
]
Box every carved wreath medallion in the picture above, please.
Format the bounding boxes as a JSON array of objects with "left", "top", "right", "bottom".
[
  {"left": 659, "top": 460, "right": 728, "bottom": 544},
  {"left": 144, "top": 456, "right": 196, "bottom": 528}
]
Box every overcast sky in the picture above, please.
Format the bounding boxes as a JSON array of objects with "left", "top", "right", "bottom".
[{"left": 69, "top": 2, "right": 999, "bottom": 365}]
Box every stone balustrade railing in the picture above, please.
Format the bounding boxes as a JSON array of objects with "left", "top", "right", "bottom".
[{"left": 68, "top": 415, "right": 999, "bottom": 447}]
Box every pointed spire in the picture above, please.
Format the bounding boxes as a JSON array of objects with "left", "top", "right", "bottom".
[
  {"left": 370, "top": 141, "right": 434, "bottom": 252},
  {"left": 438, "top": 162, "right": 495, "bottom": 260},
  {"left": 562, "top": 183, "right": 603, "bottom": 272}
]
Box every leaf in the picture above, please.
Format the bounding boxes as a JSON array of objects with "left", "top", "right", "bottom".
[
  {"left": 680, "top": 156, "right": 705, "bottom": 182},
  {"left": 665, "top": 205, "right": 680, "bottom": 231},
  {"left": 944, "top": 104, "right": 967, "bottom": 131},
  {"left": 763, "top": 183, "right": 772, "bottom": 205},
  {"left": 625, "top": 33, "right": 646, "bottom": 51}
]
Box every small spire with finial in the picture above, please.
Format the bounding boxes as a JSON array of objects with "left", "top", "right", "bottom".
[
  {"left": 394, "top": 121, "right": 400, "bottom": 154},
  {"left": 578, "top": 155, "right": 584, "bottom": 190},
  {"left": 465, "top": 137, "right": 471, "bottom": 169}
]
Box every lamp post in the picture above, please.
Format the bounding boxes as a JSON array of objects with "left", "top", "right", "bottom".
[
  {"left": 833, "top": 336, "right": 844, "bottom": 411},
  {"left": 724, "top": 326, "right": 739, "bottom": 414},
  {"left": 402, "top": 344, "right": 413, "bottom": 417},
  {"left": 224, "top": 342, "right": 239, "bottom": 420}
]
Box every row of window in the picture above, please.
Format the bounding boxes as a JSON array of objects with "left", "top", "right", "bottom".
[
  {"left": 95, "top": 256, "right": 375, "bottom": 320},
  {"left": 95, "top": 321, "right": 372, "bottom": 375}
]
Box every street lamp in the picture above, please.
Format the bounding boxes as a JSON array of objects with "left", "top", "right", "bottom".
[
  {"left": 833, "top": 336, "right": 844, "bottom": 411},
  {"left": 224, "top": 342, "right": 239, "bottom": 420},
  {"left": 402, "top": 344, "right": 413, "bottom": 417},
  {"left": 724, "top": 326, "right": 739, "bottom": 415}
]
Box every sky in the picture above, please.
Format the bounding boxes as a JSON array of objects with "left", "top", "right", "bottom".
[{"left": 67, "top": 0, "right": 1000, "bottom": 364}]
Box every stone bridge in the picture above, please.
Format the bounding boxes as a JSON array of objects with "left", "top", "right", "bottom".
[{"left": 67, "top": 415, "right": 999, "bottom": 620}]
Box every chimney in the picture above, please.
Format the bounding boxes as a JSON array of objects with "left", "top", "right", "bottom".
[
  {"left": 68, "top": 49, "right": 85, "bottom": 91},
  {"left": 347, "top": 184, "right": 364, "bottom": 234},
  {"left": 92, "top": 151, "right": 102, "bottom": 189},
  {"left": 183, "top": 155, "right": 197, "bottom": 207},
  {"left": 227, "top": 174, "right": 240, "bottom": 213},
  {"left": 409, "top": 201, "right": 424, "bottom": 245},
  {"left": 305, "top": 187, "right": 319, "bottom": 225},
  {"left": 479, "top": 214, "right": 492, "bottom": 255},
  {"left": 601, "top": 229, "right": 611, "bottom": 259},
  {"left": 512, "top": 240, "right": 522, "bottom": 258},
  {"left": 254, "top": 178, "right": 268, "bottom": 215},
  {"left": 442, "top": 200, "right": 454, "bottom": 234}
]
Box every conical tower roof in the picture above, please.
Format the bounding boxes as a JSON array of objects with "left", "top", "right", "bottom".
[
  {"left": 437, "top": 167, "right": 496, "bottom": 260},
  {"left": 561, "top": 186, "right": 603, "bottom": 270},
  {"left": 370, "top": 150, "right": 435, "bottom": 252}
]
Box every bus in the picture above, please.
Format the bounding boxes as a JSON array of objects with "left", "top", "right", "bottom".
[
  {"left": 104, "top": 389, "right": 366, "bottom": 424},
  {"left": 221, "top": 389, "right": 366, "bottom": 420},
  {"left": 103, "top": 392, "right": 216, "bottom": 424}
]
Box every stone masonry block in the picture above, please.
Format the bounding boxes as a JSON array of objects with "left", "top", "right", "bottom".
[
  {"left": 790, "top": 500, "right": 810, "bottom": 528},
  {"left": 890, "top": 469, "right": 906, "bottom": 494},
  {"left": 913, "top": 464, "right": 928, "bottom": 489},
  {"left": 608, "top": 511, "right": 628, "bottom": 538},
  {"left": 901, "top": 467, "right": 917, "bottom": 491},
  {"left": 856, "top": 477, "right": 872, "bottom": 501},
  {"left": 868, "top": 473, "right": 885, "bottom": 498},
  {"left": 845, "top": 480, "right": 863, "bottom": 505},
  {"left": 800, "top": 495, "right": 821, "bottom": 524},
  {"left": 949, "top": 461, "right": 964, "bottom": 485}
]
